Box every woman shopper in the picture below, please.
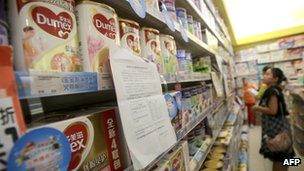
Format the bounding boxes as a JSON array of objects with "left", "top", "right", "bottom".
[
  {"left": 242, "top": 78, "right": 257, "bottom": 127},
  {"left": 253, "top": 68, "right": 294, "bottom": 171}
]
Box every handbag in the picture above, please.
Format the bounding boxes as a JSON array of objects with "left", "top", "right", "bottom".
[{"left": 266, "top": 97, "right": 293, "bottom": 152}]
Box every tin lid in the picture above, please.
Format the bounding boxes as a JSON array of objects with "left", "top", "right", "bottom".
[
  {"left": 119, "top": 18, "right": 140, "bottom": 28},
  {"left": 175, "top": 7, "right": 187, "bottom": 12},
  {"left": 160, "top": 34, "right": 174, "bottom": 40},
  {"left": 78, "top": 1, "right": 116, "bottom": 14},
  {"left": 142, "top": 27, "right": 160, "bottom": 34}
]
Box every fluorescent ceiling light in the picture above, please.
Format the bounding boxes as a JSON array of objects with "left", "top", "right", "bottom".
[{"left": 223, "top": 0, "right": 304, "bottom": 45}]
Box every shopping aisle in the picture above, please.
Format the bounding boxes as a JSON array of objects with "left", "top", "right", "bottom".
[
  {"left": 249, "top": 126, "right": 304, "bottom": 171},
  {"left": 249, "top": 126, "right": 272, "bottom": 171}
]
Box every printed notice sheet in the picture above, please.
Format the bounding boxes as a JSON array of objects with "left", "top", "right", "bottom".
[{"left": 110, "top": 48, "right": 177, "bottom": 170}]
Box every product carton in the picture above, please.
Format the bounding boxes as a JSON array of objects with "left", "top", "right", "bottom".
[
  {"left": 166, "top": 146, "right": 186, "bottom": 171},
  {"left": 164, "top": 92, "right": 182, "bottom": 133},
  {"left": 31, "top": 108, "right": 126, "bottom": 171}
]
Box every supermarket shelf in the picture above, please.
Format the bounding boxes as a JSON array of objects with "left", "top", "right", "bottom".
[
  {"left": 16, "top": 71, "right": 211, "bottom": 99},
  {"left": 143, "top": 100, "right": 225, "bottom": 171},
  {"left": 190, "top": 108, "right": 230, "bottom": 171},
  {"left": 176, "top": 0, "right": 233, "bottom": 55},
  {"left": 203, "top": 0, "right": 229, "bottom": 41},
  {"left": 176, "top": 109, "right": 209, "bottom": 140},
  {"left": 202, "top": 0, "right": 232, "bottom": 52},
  {"left": 257, "top": 56, "right": 303, "bottom": 64},
  {"left": 257, "top": 44, "right": 304, "bottom": 54},
  {"left": 16, "top": 71, "right": 101, "bottom": 99},
  {"left": 176, "top": 72, "right": 211, "bottom": 83},
  {"left": 101, "top": 0, "right": 215, "bottom": 57},
  {"left": 161, "top": 72, "right": 211, "bottom": 85}
]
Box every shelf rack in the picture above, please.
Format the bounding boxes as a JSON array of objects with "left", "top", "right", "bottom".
[
  {"left": 16, "top": 71, "right": 211, "bottom": 99},
  {"left": 258, "top": 56, "right": 303, "bottom": 64},
  {"left": 176, "top": 0, "right": 233, "bottom": 55},
  {"left": 189, "top": 105, "right": 230, "bottom": 171},
  {"left": 125, "top": 99, "right": 226, "bottom": 171},
  {"left": 202, "top": 0, "right": 231, "bottom": 46},
  {"left": 12, "top": 1, "right": 237, "bottom": 171},
  {"left": 99, "top": 0, "right": 216, "bottom": 57}
]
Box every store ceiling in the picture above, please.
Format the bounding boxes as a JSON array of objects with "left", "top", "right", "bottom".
[{"left": 222, "top": 0, "right": 304, "bottom": 46}]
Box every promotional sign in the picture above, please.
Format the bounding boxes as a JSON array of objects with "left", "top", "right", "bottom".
[
  {"left": 0, "top": 46, "right": 26, "bottom": 170},
  {"left": 8, "top": 128, "right": 71, "bottom": 171}
]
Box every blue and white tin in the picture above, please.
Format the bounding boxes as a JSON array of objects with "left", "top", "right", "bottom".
[
  {"left": 176, "top": 7, "right": 188, "bottom": 29},
  {"left": 164, "top": 93, "right": 178, "bottom": 119},
  {"left": 177, "top": 49, "right": 187, "bottom": 72}
]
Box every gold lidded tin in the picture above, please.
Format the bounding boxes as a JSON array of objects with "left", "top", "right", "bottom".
[
  {"left": 160, "top": 34, "right": 178, "bottom": 77},
  {"left": 140, "top": 27, "right": 164, "bottom": 73},
  {"left": 8, "top": 0, "right": 82, "bottom": 72},
  {"left": 119, "top": 18, "right": 141, "bottom": 56},
  {"left": 76, "top": 1, "right": 120, "bottom": 72}
]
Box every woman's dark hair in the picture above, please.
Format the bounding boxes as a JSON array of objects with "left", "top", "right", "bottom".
[
  {"left": 262, "top": 65, "right": 271, "bottom": 74},
  {"left": 271, "top": 68, "right": 286, "bottom": 85}
]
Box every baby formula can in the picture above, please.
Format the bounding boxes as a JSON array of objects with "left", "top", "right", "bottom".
[{"left": 8, "top": 0, "right": 82, "bottom": 72}]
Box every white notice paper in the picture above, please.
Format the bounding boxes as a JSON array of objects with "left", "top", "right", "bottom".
[
  {"left": 110, "top": 48, "right": 177, "bottom": 170},
  {"left": 211, "top": 72, "right": 224, "bottom": 97}
]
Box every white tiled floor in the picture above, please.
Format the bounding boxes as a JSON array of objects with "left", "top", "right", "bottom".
[{"left": 249, "top": 126, "right": 304, "bottom": 171}]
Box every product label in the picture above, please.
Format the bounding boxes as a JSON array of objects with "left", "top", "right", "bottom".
[
  {"left": 14, "top": 1, "right": 81, "bottom": 72},
  {"left": 76, "top": 3, "right": 118, "bottom": 90},
  {"left": 160, "top": 36, "right": 177, "bottom": 76},
  {"left": 93, "top": 14, "right": 117, "bottom": 40},
  {"left": 32, "top": 7, "right": 73, "bottom": 39},
  {"left": 142, "top": 29, "right": 163, "bottom": 73},
  {"left": 64, "top": 122, "right": 89, "bottom": 170},
  {"left": 102, "top": 110, "right": 123, "bottom": 171},
  {"left": 120, "top": 21, "right": 140, "bottom": 56},
  {"left": 31, "top": 73, "right": 64, "bottom": 95}
]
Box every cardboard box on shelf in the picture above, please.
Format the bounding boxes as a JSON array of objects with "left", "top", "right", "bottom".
[
  {"left": 270, "top": 50, "right": 284, "bottom": 61},
  {"left": 284, "top": 47, "right": 303, "bottom": 59},
  {"left": 268, "top": 42, "right": 280, "bottom": 51},
  {"left": 258, "top": 53, "right": 271, "bottom": 63},
  {"left": 255, "top": 44, "right": 269, "bottom": 53},
  {"left": 31, "top": 107, "right": 127, "bottom": 171},
  {"left": 166, "top": 146, "right": 186, "bottom": 171},
  {"left": 193, "top": 56, "right": 212, "bottom": 74},
  {"left": 278, "top": 34, "right": 304, "bottom": 49},
  {"left": 235, "top": 63, "right": 249, "bottom": 75},
  {"left": 153, "top": 159, "right": 171, "bottom": 171},
  {"left": 202, "top": 29, "right": 218, "bottom": 51},
  {"left": 181, "top": 141, "right": 190, "bottom": 171},
  {"left": 293, "top": 34, "right": 304, "bottom": 47},
  {"left": 164, "top": 92, "right": 182, "bottom": 133}
]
